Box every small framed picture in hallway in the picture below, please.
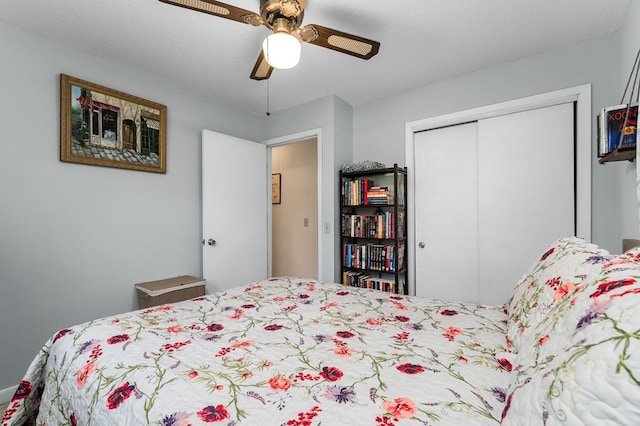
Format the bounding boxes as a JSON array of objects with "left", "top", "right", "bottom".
[
  {"left": 60, "top": 74, "right": 167, "bottom": 173},
  {"left": 272, "top": 173, "right": 281, "bottom": 204}
]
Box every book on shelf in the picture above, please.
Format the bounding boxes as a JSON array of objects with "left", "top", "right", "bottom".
[
  {"left": 342, "top": 271, "right": 397, "bottom": 293},
  {"left": 341, "top": 212, "right": 396, "bottom": 239},
  {"left": 342, "top": 243, "right": 403, "bottom": 272},
  {"left": 365, "top": 186, "right": 394, "bottom": 205},
  {"left": 597, "top": 103, "right": 637, "bottom": 157},
  {"left": 343, "top": 178, "right": 375, "bottom": 205}
]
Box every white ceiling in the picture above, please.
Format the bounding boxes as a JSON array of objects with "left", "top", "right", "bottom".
[{"left": 0, "top": 0, "right": 631, "bottom": 116}]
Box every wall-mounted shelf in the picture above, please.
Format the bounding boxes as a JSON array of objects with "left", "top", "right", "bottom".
[{"left": 598, "top": 148, "right": 635, "bottom": 164}]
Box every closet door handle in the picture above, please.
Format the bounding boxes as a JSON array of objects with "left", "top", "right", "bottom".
[{"left": 418, "top": 242, "right": 425, "bottom": 249}]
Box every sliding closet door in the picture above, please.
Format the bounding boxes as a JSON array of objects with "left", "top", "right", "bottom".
[
  {"left": 414, "top": 122, "right": 479, "bottom": 302},
  {"left": 477, "top": 103, "right": 574, "bottom": 304},
  {"left": 414, "top": 102, "right": 575, "bottom": 305}
]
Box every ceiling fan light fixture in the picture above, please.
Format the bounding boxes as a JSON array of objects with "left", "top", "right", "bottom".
[{"left": 262, "top": 32, "right": 301, "bottom": 69}]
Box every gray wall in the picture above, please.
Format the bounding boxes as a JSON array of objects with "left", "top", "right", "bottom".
[
  {"left": 1, "top": 6, "right": 639, "bottom": 393},
  {"left": 0, "top": 22, "right": 261, "bottom": 391},
  {"left": 352, "top": 33, "right": 629, "bottom": 253},
  {"left": 617, "top": 1, "right": 640, "bottom": 242}
]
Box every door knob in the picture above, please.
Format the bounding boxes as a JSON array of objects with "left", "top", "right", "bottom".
[
  {"left": 202, "top": 239, "right": 216, "bottom": 246},
  {"left": 418, "top": 242, "right": 425, "bottom": 249}
]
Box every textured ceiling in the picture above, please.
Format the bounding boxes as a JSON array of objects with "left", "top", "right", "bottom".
[{"left": 0, "top": 0, "right": 631, "bottom": 116}]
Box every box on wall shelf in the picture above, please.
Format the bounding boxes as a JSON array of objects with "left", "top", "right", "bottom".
[{"left": 135, "top": 275, "right": 206, "bottom": 308}]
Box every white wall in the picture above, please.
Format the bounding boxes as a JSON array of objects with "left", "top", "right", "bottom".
[
  {"left": 0, "top": 22, "right": 261, "bottom": 391},
  {"left": 353, "top": 34, "right": 624, "bottom": 253}
]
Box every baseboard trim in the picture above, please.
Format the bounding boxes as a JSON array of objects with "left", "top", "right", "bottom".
[{"left": 0, "top": 385, "right": 17, "bottom": 404}]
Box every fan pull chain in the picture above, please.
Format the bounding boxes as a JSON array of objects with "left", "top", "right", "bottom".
[{"left": 266, "top": 78, "right": 271, "bottom": 116}]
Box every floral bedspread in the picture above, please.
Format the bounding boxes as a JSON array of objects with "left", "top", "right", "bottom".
[{"left": 3, "top": 277, "right": 510, "bottom": 425}]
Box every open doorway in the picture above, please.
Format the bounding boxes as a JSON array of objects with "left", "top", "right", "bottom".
[{"left": 271, "top": 138, "right": 318, "bottom": 279}]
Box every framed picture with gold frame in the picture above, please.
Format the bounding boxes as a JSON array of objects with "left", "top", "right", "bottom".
[
  {"left": 272, "top": 173, "right": 281, "bottom": 204},
  {"left": 60, "top": 74, "right": 167, "bottom": 173}
]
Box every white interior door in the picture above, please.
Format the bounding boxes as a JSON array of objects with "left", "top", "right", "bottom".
[
  {"left": 414, "top": 122, "right": 480, "bottom": 302},
  {"left": 202, "top": 130, "right": 268, "bottom": 292},
  {"left": 414, "top": 103, "right": 575, "bottom": 305}
]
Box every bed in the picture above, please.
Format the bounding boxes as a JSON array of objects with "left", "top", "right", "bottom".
[
  {"left": 4, "top": 236, "right": 640, "bottom": 425},
  {"left": 3, "top": 277, "right": 510, "bottom": 425}
]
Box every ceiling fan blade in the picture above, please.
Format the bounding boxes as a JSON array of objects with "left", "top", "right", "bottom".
[
  {"left": 300, "top": 24, "right": 380, "bottom": 60},
  {"left": 159, "top": 0, "right": 263, "bottom": 26},
  {"left": 250, "top": 51, "right": 274, "bottom": 81}
]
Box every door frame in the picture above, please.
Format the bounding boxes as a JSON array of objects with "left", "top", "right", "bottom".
[
  {"left": 404, "top": 84, "right": 592, "bottom": 296},
  {"left": 262, "top": 128, "right": 323, "bottom": 280}
]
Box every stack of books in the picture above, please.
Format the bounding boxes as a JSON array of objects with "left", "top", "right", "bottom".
[{"left": 365, "top": 186, "right": 394, "bottom": 205}]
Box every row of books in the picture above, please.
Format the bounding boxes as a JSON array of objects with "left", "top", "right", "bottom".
[
  {"left": 342, "top": 271, "right": 402, "bottom": 293},
  {"left": 597, "top": 103, "right": 637, "bottom": 157},
  {"left": 341, "top": 212, "right": 405, "bottom": 239},
  {"left": 342, "top": 178, "right": 395, "bottom": 206},
  {"left": 342, "top": 243, "right": 405, "bottom": 272}
]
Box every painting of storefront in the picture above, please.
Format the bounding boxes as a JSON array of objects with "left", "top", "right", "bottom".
[{"left": 60, "top": 74, "right": 166, "bottom": 173}]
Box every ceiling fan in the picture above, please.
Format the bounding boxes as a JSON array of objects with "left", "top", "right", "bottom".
[{"left": 158, "top": 0, "right": 381, "bottom": 80}]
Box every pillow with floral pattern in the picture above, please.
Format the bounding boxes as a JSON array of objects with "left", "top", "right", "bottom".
[
  {"left": 502, "top": 255, "right": 640, "bottom": 424},
  {"left": 505, "top": 237, "right": 612, "bottom": 354}
]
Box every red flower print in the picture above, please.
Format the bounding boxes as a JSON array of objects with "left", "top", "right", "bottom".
[
  {"left": 197, "top": 405, "right": 230, "bottom": 423},
  {"left": 241, "top": 304, "right": 256, "bottom": 309},
  {"left": 107, "top": 334, "right": 130, "bottom": 344},
  {"left": 390, "top": 296, "right": 404, "bottom": 300},
  {"left": 440, "top": 309, "right": 458, "bottom": 316},
  {"left": 333, "top": 347, "right": 354, "bottom": 358},
  {"left": 269, "top": 375, "right": 292, "bottom": 391},
  {"left": 545, "top": 276, "right": 561, "bottom": 289},
  {"left": 396, "top": 363, "right": 425, "bottom": 374},
  {"left": 366, "top": 318, "right": 382, "bottom": 326},
  {"left": 393, "top": 331, "right": 410, "bottom": 341},
  {"left": 590, "top": 278, "right": 635, "bottom": 298},
  {"left": 540, "top": 247, "right": 555, "bottom": 261},
  {"left": 232, "top": 340, "right": 254, "bottom": 349},
  {"left": 497, "top": 358, "right": 513, "bottom": 372},
  {"left": 538, "top": 335, "right": 549, "bottom": 345},
  {"left": 208, "top": 323, "right": 224, "bottom": 332},
  {"left": 189, "top": 371, "right": 199, "bottom": 378},
  {"left": 76, "top": 362, "right": 97, "bottom": 389},
  {"left": 163, "top": 340, "right": 191, "bottom": 352},
  {"left": 285, "top": 406, "right": 321, "bottom": 426},
  {"left": 70, "top": 413, "right": 78, "bottom": 426},
  {"left": 443, "top": 326, "right": 463, "bottom": 341},
  {"left": 12, "top": 381, "right": 32, "bottom": 401},
  {"left": 52, "top": 328, "right": 72, "bottom": 343},
  {"left": 554, "top": 282, "right": 576, "bottom": 301},
  {"left": 107, "top": 382, "right": 136, "bottom": 409},
  {"left": 336, "top": 331, "right": 355, "bottom": 339},
  {"left": 264, "top": 324, "right": 283, "bottom": 331},
  {"left": 320, "top": 366, "right": 343, "bottom": 382},
  {"left": 375, "top": 415, "right": 397, "bottom": 426},
  {"left": 382, "top": 397, "right": 417, "bottom": 419},
  {"left": 299, "top": 294, "right": 310, "bottom": 299},
  {"left": 336, "top": 291, "right": 349, "bottom": 296},
  {"left": 395, "top": 315, "right": 410, "bottom": 322}
]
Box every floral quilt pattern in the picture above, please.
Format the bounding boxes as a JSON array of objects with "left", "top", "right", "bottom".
[
  {"left": 502, "top": 238, "right": 640, "bottom": 425},
  {"left": 3, "top": 278, "right": 510, "bottom": 426}
]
